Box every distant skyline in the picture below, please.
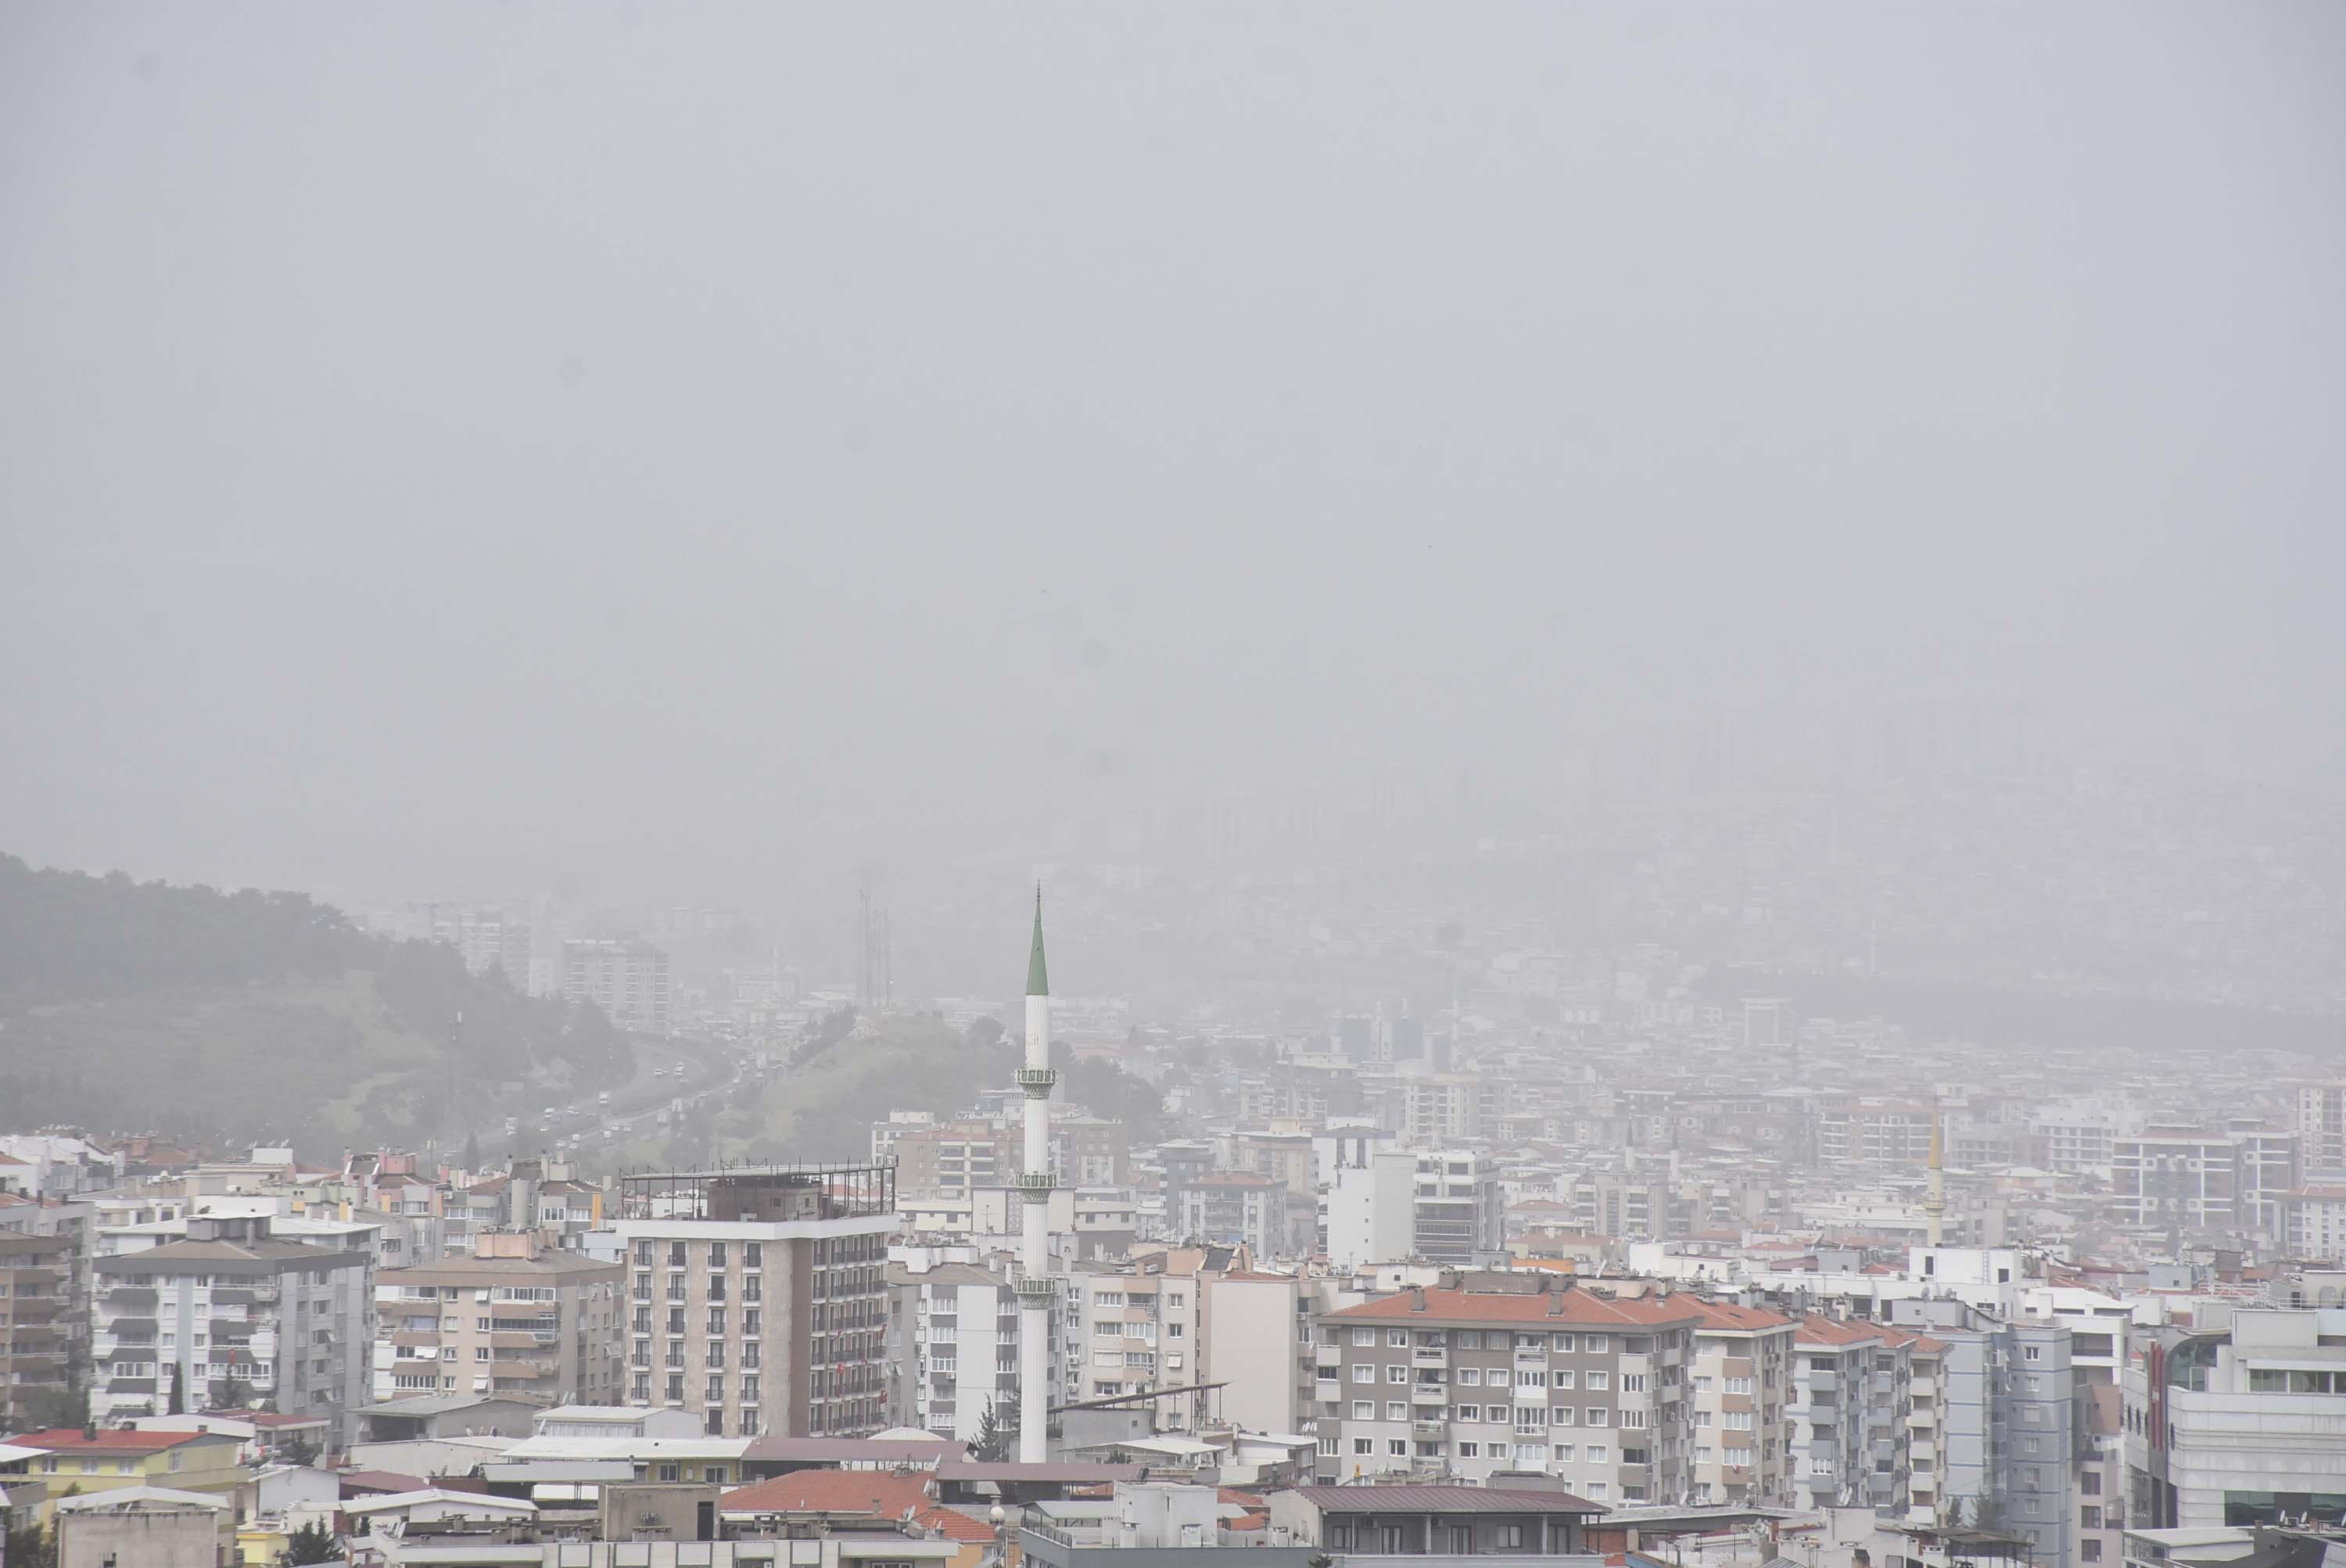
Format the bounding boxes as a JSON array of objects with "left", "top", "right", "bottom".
[{"left": 5, "top": 2, "right": 2341, "bottom": 908}]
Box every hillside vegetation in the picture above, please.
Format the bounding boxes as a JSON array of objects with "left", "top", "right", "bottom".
[{"left": 0, "top": 854, "right": 629, "bottom": 1153}]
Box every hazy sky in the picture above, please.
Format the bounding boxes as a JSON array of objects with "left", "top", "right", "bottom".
[{"left": 4, "top": 2, "right": 2341, "bottom": 906}]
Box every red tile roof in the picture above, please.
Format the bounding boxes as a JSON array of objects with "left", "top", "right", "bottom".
[
  {"left": 1793, "top": 1317, "right": 1885, "bottom": 1347},
  {"left": 1681, "top": 1299, "right": 1793, "bottom": 1332},
  {"left": 1325, "top": 1287, "right": 1699, "bottom": 1328},
  {"left": 5, "top": 1428, "right": 216, "bottom": 1453},
  {"left": 719, "top": 1469, "right": 992, "bottom": 1541}
]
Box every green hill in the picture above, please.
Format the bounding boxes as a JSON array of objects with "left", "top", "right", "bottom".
[{"left": 0, "top": 854, "right": 630, "bottom": 1154}]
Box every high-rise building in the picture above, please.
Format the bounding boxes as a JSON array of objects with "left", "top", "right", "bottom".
[
  {"left": 562, "top": 938, "right": 671, "bottom": 1035},
  {"left": 372, "top": 1232, "right": 624, "bottom": 1405},
  {"left": 91, "top": 1215, "right": 374, "bottom": 1446},
  {"left": 610, "top": 1162, "right": 895, "bottom": 1438}
]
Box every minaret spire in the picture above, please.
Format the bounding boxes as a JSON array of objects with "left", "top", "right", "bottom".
[
  {"left": 1027, "top": 884, "right": 1049, "bottom": 996},
  {"left": 1012, "top": 884, "right": 1059, "bottom": 1462}
]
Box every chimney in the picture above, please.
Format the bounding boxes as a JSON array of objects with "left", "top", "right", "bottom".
[{"left": 1409, "top": 1286, "right": 1426, "bottom": 1312}]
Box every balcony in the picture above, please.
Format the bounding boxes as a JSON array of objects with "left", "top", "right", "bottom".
[
  {"left": 1315, "top": 1346, "right": 1342, "bottom": 1370},
  {"left": 1910, "top": 1374, "right": 1937, "bottom": 1398},
  {"left": 1411, "top": 1385, "right": 1447, "bottom": 1406},
  {"left": 1412, "top": 1345, "right": 1449, "bottom": 1365},
  {"left": 1805, "top": 1369, "right": 1838, "bottom": 1394},
  {"left": 1411, "top": 1417, "right": 1447, "bottom": 1436},
  {"left": 1911, "top": 1439, "right": 1937, "bottom": 1464}
]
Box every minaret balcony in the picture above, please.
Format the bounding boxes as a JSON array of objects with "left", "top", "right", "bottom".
[
  {"left": 1016, "top": 1172, "right": 1057, "bottom": 1198},
  {"left": 1011, "top": 1274, "right": 1056, "bottom": 1304},
  {"left": 1015, "top": 1067, "right": 1058, "bottom": 1094}
]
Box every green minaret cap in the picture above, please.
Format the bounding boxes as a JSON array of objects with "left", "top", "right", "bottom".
[{"left": 1026, "top": 884, "right": 1049, "bottom": 996}]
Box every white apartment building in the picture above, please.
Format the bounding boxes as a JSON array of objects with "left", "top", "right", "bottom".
[
  {"left": 2298, "top": 1082, "right": 2346, "bottom": 1176},
  {"left": 91, "top": 1215, "right": 373, "bottom": 1446},
  {"left": 898, "top": 1261, "right": 1018, "bottom": 1444}
]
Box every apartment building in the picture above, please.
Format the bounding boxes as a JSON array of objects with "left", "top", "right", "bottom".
[
  {"left": 2298, "top": 1082, "right": 2346, "bottom": 1177},
  {"left": 2282, "top": 1186, "right": 2346, "bottom": 1263},
  {"left": 609, "top": 1164, "right": 895, "bottom": 1439},
  {"left": 1682, "top": 1298, "right": 1795, "bottom": 1505},
  {"left": 892, "top": 1114, "right": 1128, "bottom": 1198},
  {"left": 1893, "top": 1301, "right": 2076, "bottom": 1568},
  {"left": 1312, "top": 1282, "right": 1697, "bottom": 1507},
  {"left": 373, "top": 1233, "right": 623, "bottom": 1405},
  {"left": 562, "top": 938, "right": 671, "bottom": 1034},
  {"left": 2125, "top": 1308, "right": 2346, "bottom": 1529},
  {"left": 1063, "top": 1265, "right": 1203, "bottom": 1425},
  {"left": 1816, "top": 1103, "right": 1935, "bottom": 1166},
  {"left": 91, "top": 1214, "right": 373, "bottom": 1445},
  {"left": 1203, "top": 1270, "right": 1306, "bottom": 1437},
  {"left": 1791, "top": 1317, "right": 1893, "bottom": 1510},
  {"left": 895, "top": 1261, "right": 1017, "bottom": 1444},
  {"left": 0, "top": 1231, "right": 74, "bottom": 1426},
  {"left": 1327, "top": 1151, "right": 1502, "bottom": 1268},
  {"left": 1174, "top": 1173, "right": 1302, "bottom": 1258},
  {"left": 2111, "top": 1125, "right": 2297, "bottom": 1237}
]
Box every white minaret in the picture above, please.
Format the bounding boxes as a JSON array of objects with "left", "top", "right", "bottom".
[{"left": 1013, "top": 887, "right": 1056, "bottom": 1462}]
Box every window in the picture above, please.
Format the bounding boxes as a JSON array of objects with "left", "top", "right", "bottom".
[
  {"left": 2082, "top": 1545, "right": 2103, "bottom": 1563},
  {"left": 1387, "top": 1439, "right": 1407, "bottom": 1456},
  {"left": 1585, "top": 1370, "right": 1609, "bottom": 1390},
  {"left": 1551, "top": 1333, "right": 1577, "bottom": 1351},
  {"left": 1585, "top": 1444, "right": 1608, "bottom": 1463},
  {"left": 1620, "top": 1372, "right": 1646, "bottom": 1393},
  {"left": 2025, "top": 1344, "right": 2042, "bottom": 1362},
  {"left": 1456, "top": 1405, "right": 1480, "bottom": 1422},
  {"left": 2082, "top": 1506, "right": 2102, "bottom": 1529},
  {"left": 1352, "top": 1401, "right": 1373, "bottom": 1419},
  {"left": 1386, "top": 1401, "right": 1408, "bottom": 1421},
  {"left": 1351, "top": 1326, "right": 1376, "bottom": 1346},
  {"left": 1353, "top": 1438, "right": 1373, "bottom": 1455},
  {"left": 744, "top": 1243, "right": 762, "bottom": 1268},
  {"left": 1517, "top": 1369, "right": 1547, "bottom": 1387},
  {"left": 1586, "top": 1407, "right": 1609, "bottom": 1426},
  {"left": 1389, "top": 1329, "right": 1411, "bottom": 1347},
  {"left": 1353, "top": 1364, "right": 1374, "bottom": 1383},
  {"left": 1553, "top": 1369, "right": 1576, "bottom": 1389},
  {"left": 1456, "top": 1367, "right": 1480, "bottom": 1386},
  {"left": 1584, "top": 1334, "right": 1609, "bottom": 1353},
  {"left": 1458, "top": 1441, "right": 1479, "bottom": 1458},
  {"left": 1388, "top": 1365, "right": 1409, "bottom": 1383},
  {"left": 1551, "top": 1406, "right": 1576, "bottom": 1426},
  {"left": 1552, "top": 1443, "right": 1575, "bottom": 1462}
]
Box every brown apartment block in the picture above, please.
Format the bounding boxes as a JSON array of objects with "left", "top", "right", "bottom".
[
  {"left": 376, "top": 1233, "right": 625, "bottom": 1405},
  {"left": 612, "top": 1164, "right": 896, "bottom": 1439}
]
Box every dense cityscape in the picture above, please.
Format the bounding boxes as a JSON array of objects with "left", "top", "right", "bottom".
[
  {"left": 3, "top": 745, "right": 2344, "bottom": 1566},
  {"left": 6, "top": 1, "right": 2343, "bottom": 1565}
]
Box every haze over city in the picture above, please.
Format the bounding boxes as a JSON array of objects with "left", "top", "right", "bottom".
[{"left": 1, "top": 4, "right": 2344, "bottom": 1563}]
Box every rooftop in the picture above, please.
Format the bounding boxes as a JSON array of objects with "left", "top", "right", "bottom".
[
  {"left": 1325, "top": 1287, "right": 1701, "bottom": 1328},
  {"left": 1291, "top": 1484, "right": 1606, "bottom": 1516}
]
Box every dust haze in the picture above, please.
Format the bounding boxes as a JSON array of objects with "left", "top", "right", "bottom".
[{"left": 3, "top": 2, "right": 2341, "bottom": 991}]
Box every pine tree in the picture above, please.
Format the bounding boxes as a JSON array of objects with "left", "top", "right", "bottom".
[
  {"left": 285, "top": 1520, "right": 340, "bottom": 1564},
  {"left": 167, "top": 1362, "right": 185, "bottom": 1415}
]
